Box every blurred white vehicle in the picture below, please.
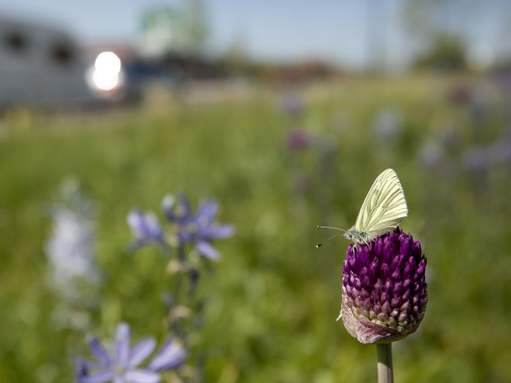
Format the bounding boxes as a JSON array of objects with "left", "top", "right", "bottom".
[
  {"left": 0, "top": 15, "right": 96, "bottom": 107},
  {"left": 0, "top": 15, "right": 217, "bottom": 109}
]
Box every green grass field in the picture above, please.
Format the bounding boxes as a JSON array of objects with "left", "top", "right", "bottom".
[{"left": 1, "top": 74, "right": 511, "bottom": 382}]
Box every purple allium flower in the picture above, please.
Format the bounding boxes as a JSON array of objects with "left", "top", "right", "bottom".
[
  {"left": 75, "top": 322, "right": 187, "bottom": 383},
  {"left": 162, "top": 195, "right": 234, "bottom": 261},
  {"left": 127, "top": 209, "right": 167, "bottom": 250},
  {"left": 286, "top": 128, "right": 313, "bottom": 150},
  {"left": 340, "top": 229, "right": 428, "bottom": 344}
]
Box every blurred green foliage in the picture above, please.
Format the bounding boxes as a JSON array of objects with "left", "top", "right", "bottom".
[
  {"left": 414, "top": 33, "right": 467, "bottom": 71},
  {"left": 1, "top": 74, "right": 511, "bottom": 383}
]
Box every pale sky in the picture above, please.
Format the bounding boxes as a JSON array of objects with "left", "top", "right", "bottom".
[{"left": 0, "top": 0, "right": 508, "bottom": 71}]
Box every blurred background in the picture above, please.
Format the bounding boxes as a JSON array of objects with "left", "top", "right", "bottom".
[{"left": 1, "top": 0, "right": 511, "bottom": 382}]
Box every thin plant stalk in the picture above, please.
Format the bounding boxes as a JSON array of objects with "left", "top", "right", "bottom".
[
  {"left": 169, "top": 243, "right": 187, "bottom": 337},
  {"left": 376, "top": 343, "right": 393, "bottom": 383},
  {"left": 174, "top": 243, "right": 186, "bottom": 300}
]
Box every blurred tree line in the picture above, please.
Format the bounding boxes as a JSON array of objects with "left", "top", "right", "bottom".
[{"left": 403, "top": 0, "right": 511, "bottom": 71}]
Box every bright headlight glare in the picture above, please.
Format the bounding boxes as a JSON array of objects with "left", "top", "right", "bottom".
[
  {"left": 95, "top": 52, "right": 121, "bottom": 74},
  {"left": 85, "top": 51, "right": 124, "bottom": 94},
  {"left": 92, "top": 71, "right": 119, "bottom": 91}
]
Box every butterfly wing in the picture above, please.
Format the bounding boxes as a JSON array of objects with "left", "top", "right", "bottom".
[{"left": 354, "top": 168, "right": 408, "bottom": 237}]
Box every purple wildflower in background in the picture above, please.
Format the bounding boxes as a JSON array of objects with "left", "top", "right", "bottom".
[
  {"left": 75, "top": 322, "right": 187, "bottom": 383},
  {"left": 418, "top": 141, "right": 446, "bottom": 169},
  {"left": 418, "top": 140, "right": 457, "bottom": 179},
  {"left": 162, "top": 195, "right": 234, "bottom": 261},
  {"left": 285, "top": 128, "right": 313, "bottom": 150},
  {"left": 463, "top": 146, "right": 489, "bottom": 172},
  {"left": 127, "top": 209, "right": 167, "bottom": 251},
  {"left": 371, "top": 108, "right": 403, "bottom": 143},
  {"left": 340, "top": 229, "right": 428, "bottom": 344},
  {"left": 437, "top": 123, "right": 460, "bottom": 152},
  {"left": 489, "top": 138, "right": 511, "bottom": 166},
  {"left": 280, "top": 92, "right": 305, "bottom": 117}
]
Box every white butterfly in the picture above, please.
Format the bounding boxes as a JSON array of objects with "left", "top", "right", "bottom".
[{"left": 318, "top": 168, "right": 408, "bottom": 249}]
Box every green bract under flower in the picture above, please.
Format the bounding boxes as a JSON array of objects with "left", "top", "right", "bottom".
[{"left": 340, "top": 228, "right": 428, "bottom": 344}]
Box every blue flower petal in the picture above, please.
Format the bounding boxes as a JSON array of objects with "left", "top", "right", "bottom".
[
  {"left": 75, "top": 356, "right": 103, "bottom": 372},
  {"left": 161, "top": 195, "right": 176, "bottom": 222},
  {"left": 195, "top": 240, "right": 221, "bottom": 261},
  {"left": 86, "top": 337, "right": 111, "bottom": 366},
  {"left": 147, "top": 338, "right": 187, "bottom": 371},
  {"left": 128, "top": 337, "right": 156, "bottom": 369},
  {"left": 115, "top": 323, "right": 131, "bottom": 368},
  {"left": 124, "top": 369, "right": 161, "bottom": 383},
  {"left": 177, "top": 194, "right": 193, "bottom": 226},
  {"left": 195, "top": 199, "right": 218, "bottom": 227},
  {"left": 77, "top": 370, "right": 115, "bottom": 383},
  {"left": 200, "top": 224, "right": 235, "bottom": 240},
  {"left": 127, "top": 210, "right": 164, "bottom": 241}
]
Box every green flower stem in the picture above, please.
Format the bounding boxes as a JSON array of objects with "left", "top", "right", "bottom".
[
  {"left": 173, "top": 245, "right": 185, "bottom": 300},
  {"left": 177, "top": 242, "right": 185, "bottom": 262},
  {"left": 169, "top": 244, "right": 187, "bottom": 336},
  {"left": 376, "top": 343, "right": 394, "bottom": 383}
]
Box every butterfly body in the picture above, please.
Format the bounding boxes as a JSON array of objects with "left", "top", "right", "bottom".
[
  {"left": 343, "top": 168, "right": 408, "bottom": 249},
  {"left": 342, "top": 228, "right": 376, "bottom": 246}
]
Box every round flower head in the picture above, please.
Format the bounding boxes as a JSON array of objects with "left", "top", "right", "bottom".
[{"left": 340, "top": 229, "right": 427, "bottom": 344}]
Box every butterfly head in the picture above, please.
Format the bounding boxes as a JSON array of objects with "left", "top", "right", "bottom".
[
  {"left": 343, "top": 227, "right": 361, "bottom": 242},
  {"left": 342, "top": 231, "right": 354, "bottom": 241},
  {"left": 343, "top": 228, "right": 375, "bottom": 246}
]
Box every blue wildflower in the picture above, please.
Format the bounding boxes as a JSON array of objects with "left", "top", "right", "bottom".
[
  {"left": 127, "top": 209, "right": 167, "bottom": 251},
  {"left": 162, "top": 195, "right": 234, "bottom": 261},
  {"left": 75, "top": 323, "right": 187, "bottom": 383}
]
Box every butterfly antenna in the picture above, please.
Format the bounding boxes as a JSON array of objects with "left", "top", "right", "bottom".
[
  {"left": 317, "top": 225, "right": 346, "bottom": 232},
  {"left": 316, "top": 232, "right": 342, "bottom": 248}
]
